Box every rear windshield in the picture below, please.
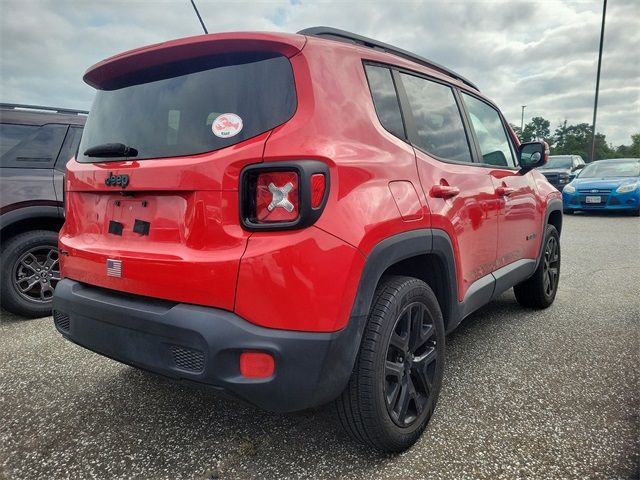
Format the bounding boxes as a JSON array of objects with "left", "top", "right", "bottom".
[{"left": 78, "top": 53, "right": 296, "bottom": 162}]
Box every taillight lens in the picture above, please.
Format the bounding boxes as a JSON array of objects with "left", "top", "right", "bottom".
[
  {"left": 240, "top": 160, "right": 330, "bottom": 230},
  {"left": 255, "top": 172, "right": 299, "bottom": 222}
]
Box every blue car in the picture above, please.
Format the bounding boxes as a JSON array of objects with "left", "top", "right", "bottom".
[{"left": 562, "top": 158, "right": 640, "bottom": 216}]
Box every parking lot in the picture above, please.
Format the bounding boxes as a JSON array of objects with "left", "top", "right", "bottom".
[{"left": 1, "top": 213, "right": 638, "bottom": 480}]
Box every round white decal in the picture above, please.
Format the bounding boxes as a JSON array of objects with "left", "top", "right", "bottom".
[{"left": 212, "top": 113, "right": 243, "bottom": 138}]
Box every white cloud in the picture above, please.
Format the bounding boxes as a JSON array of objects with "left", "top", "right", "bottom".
[{"left": 1, "top": 0, "right": 638, "bottom": 145}]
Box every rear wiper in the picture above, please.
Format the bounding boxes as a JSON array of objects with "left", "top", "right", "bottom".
[{"left": 84, "top": 143, "right": 138, "bottom": 158}]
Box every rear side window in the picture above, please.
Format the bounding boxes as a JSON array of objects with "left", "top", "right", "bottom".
[
  {"left": 400, "top": 73, "right": 472, "bottom": 163},
  {"left": 1, "top": 124, "right": 37, "bottom": 156},
  {"left": 1, "top": 123, "right": 67, "bottom": 168},
  {"left": 55, "top": 126, "right": 83, "bottom": 170},
  {"left": 462, "top": 93, "right": 516, "bottom": 168},
  {"left": 78, "top": 53, "right": 296, "bottom": 162},
  {"left": 364, "top": 65, "right": 405, "bottom": 139}
]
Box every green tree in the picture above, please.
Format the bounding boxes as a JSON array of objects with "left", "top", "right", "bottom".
[
  {"left": 521, "top": 116, "right": 551, "bottom": 144},
  {"left": 553, "top": 120, "right": 569, "bottom": 151},
  {"left": 549, "top": 122, "right": 614, "bottom": 161},
  {"left": 506, "top": 118, "right": 633, "bottom": 161},
  {"left": 593, "top": 133, "right": 616, "bottom": 160},
  {"left": 615, "top": 133, "right": 640, "bottom": 157}
]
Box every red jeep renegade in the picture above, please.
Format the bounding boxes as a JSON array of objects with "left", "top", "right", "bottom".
[{"left": 53, "top": 27, "right": 562, "bottom": 452}]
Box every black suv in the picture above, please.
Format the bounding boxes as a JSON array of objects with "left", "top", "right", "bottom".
[
  {"left": 537, "top": 154, "right": 585, "bottom": 190},
  {"left": 1, "top": 104, "right": 86, "bottom": 317}
]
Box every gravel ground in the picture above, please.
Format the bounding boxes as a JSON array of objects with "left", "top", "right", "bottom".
[{"left": 1, "top": 213, "right": 639, "bottom": 480}]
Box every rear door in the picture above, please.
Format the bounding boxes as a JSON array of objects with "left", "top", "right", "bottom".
[
  {"left": 396, "top": 71, "right": 500, "bottom": 302},
  {"left": 460, "top": 92, "right": 539, "bottom": 269}
]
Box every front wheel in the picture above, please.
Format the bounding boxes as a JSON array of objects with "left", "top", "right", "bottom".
[
  {"left": 514, "top": 224, "right": 560, "bottom": 309},
  {"left": 335, "top": 276, "right": 445, "bottom": 453}
]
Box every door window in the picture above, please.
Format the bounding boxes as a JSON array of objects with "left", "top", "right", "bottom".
[
  {"left": 400, "top": 73, "right": 472, "bottom": 163},
  {"left": 462, "top": 93, "right": 516, "bottom": 168}
]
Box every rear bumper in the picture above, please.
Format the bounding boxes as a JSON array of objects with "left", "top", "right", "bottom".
[{"left": 52, "top": 279, "right": 363, "bottom": 412}]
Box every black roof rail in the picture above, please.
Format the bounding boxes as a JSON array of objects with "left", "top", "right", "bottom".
[
  {"left": 0, "top": 103, "right": 89, "bottom": 115},
  {"left": 297, "top": 26, "right": 479, "bottom": 91}
]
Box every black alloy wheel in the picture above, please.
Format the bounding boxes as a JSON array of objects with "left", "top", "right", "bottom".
[
  {"left": 542, "top": 235, "right": 560, "bottom": 298},
  {"left": 384, "top": 302, "right": 438, "bottom": 427},
  {"left": 1, "top": 230, "right": 61, "bottom": 318},
  {"left": 514, "top": 224, "right": 561, "bottom": 309},
  {"left": 13, "top": 245, "right": 61, "bottom": 303},
  {"left": 335, "top": 276, "right": 445, "bottom": 453}
]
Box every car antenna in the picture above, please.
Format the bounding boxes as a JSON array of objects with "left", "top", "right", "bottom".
[{"left": 189, "top": 0, "right": 208, "bottom": 34}]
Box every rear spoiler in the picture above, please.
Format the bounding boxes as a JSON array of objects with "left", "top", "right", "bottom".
[{"left": 84, "top": 32, "right": 306, "bottom": 90}]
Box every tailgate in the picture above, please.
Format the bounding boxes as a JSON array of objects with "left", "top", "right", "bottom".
[
  {"left": 60, "top": 33, "right": 304, "bottom": 309},
  {"left": 60, "top": 138, "right": 265, "bottom": 310}
]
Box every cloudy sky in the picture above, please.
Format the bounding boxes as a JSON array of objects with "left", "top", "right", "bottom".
[{"left": 1, "top": 0, "right": 638, "bottom": 146}]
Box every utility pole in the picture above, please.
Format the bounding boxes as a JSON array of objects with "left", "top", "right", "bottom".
[
  {"left": 190, "top": 0, "right": 208, "bottom": 34},
  {"left": 590, "top": 0, "right": 607, "bottom": 162},
  {"left": 520, "top": 105, "right": 526, "bottom": 132}
]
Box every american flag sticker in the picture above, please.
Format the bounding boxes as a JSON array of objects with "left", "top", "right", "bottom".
[{"left": 106, "top": 259, "right": 123, "bottom": 277}]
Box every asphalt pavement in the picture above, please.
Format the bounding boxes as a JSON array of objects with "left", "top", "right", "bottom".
[{"left": 1, "top": 213, "right": 639, "bottom": 480}]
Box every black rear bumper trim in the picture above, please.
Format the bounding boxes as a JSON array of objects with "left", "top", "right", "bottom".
[{"left": 53, "top": 279, "right": 361, "bottom": 412}]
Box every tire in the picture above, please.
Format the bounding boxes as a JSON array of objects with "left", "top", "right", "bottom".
[
  {"left": 1, "top": 230, "right": 60, "bottom": 318},
  {"left": 631, "top": 208, "right": 640, "bottom": 217},
  {"left": 335, "top": 275, "right": 446, "bottom": 453},
  {"left": 514, "top": 224, "right": 560, "bottom": 309},
  {"left": 563, "top": 209, "right": 573, "bottom": 215}
]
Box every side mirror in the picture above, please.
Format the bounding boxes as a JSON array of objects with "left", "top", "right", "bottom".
[
  {"left": 573, "top": 164, "right": 585, "bottom": 171},
  {"left": 518, "top": 141, "right": 549, "bottom": 171}
]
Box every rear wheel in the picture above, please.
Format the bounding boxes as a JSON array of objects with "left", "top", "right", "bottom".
[
  {"left": 514, "top": 224, "right": 560, "bottom": 309},
  {"left": 335, "top": 276, "right": 445, "bottom": 453},
  {"left": 1, "top": 230, "right": 60, "bottom": 318}
]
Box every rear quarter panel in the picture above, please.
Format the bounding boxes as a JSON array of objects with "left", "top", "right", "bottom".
[{"left": 235, "top": 39, "right": 432, "bottom": 331}]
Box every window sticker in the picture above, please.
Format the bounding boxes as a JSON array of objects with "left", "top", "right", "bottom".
[{"left": 212, "top": 113, "right": 243, "bottom": 138}]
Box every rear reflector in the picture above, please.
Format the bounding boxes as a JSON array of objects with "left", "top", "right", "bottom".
[
  {"left": 255, "top": 171, "right": 299, "bottom": 222},
  {"left": 311, "top": 174, "right": 326, "bottom": 209},
  {"left": 240, "top": 351, "right": 275, "bottom": 378}
]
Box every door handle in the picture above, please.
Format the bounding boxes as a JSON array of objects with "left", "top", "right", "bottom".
[
  {"left": 496, "top": 186, "right": 516, "bottom": 197},
  {"left": 431, "top": 185, "right": 460, "bottom": 199}
]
